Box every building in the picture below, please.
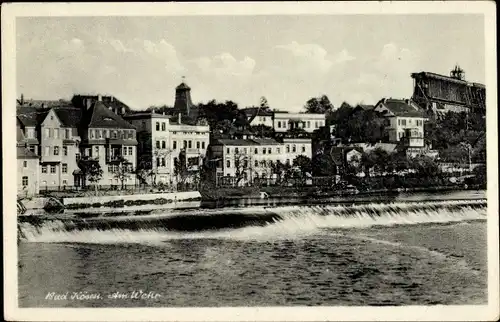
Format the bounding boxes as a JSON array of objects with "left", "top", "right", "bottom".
[
  {"left": 243, "top": 108, "right": 326, "bottom": 134},
  {"left": 374, "top": 98, "right": 426, "bottom": 149},
  {"left": 411, "top": 66, "right": 486, "bottom": 115},
  {"left": 17, "top": 122, "right": 40, "bottom": 197},
  {"left": 124, "top": 113, "right": 210, "bottom": 186},
  {"left": 16, "top": 94, "right": 137, "bottom": 192},
  {"left": 208, "top": 137, "right": 312, "bottom": 186}
]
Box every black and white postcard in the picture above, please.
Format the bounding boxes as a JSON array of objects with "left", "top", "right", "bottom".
[{"left": 3, "top": 2, "right": 499, "bottom": 321}]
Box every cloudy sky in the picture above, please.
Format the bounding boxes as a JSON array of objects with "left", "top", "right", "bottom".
[{"left": 16, "top": 15, "right": 484, "bottom": 112}]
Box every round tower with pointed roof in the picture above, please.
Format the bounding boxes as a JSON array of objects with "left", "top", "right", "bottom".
[{"left": 174, "top": 77, "right": 193, "bottom": 117}]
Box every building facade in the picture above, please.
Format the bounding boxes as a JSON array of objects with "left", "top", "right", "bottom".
[
  {"left": 243, "top": 108, "right": 326, "bottom": 134},
  {"left": 209, "top": 137, "right": 312, "bottom": 186},
  {"left": 124, "top": 112, "right": 210, "bottom": 186},
  {"left": 16, "top": 94, "right": 137, "bottom": 193},
  {"left": 374, "top": 98, "right": 426, "bottom": 148}
]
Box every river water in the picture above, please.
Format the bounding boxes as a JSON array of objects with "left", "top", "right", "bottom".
[{"left": 18, "top": 190, "right": 488, "bottom": 307}]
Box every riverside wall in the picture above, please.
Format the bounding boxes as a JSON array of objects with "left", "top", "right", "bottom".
[{"left": 63, "top": 191, "right": 201, "bottom": 206}]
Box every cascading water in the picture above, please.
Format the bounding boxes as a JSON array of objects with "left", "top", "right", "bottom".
[{"left": 18, "top": 199, "right": 487, "bottom": 244}]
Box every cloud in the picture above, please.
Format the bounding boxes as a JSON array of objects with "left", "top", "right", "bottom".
[
  {"left": 275, "top": 41, "right": 333, "bottom": 74},
  {"left": 333, "top": 49, "right": 356, "bottom": 64}
]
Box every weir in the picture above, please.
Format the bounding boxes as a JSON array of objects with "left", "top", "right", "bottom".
[{"left": 18, "top": 199, "right": 487, "bottom": 244}]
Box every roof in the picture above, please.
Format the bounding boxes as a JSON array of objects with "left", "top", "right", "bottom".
[
  {"left": 88, "top": 101, "right": 135, "bottom": 129},
  {"left": 243, "top": 107, "right": 273, "bottom": 117},
  {"left": 176, "top": 82, "right": 191, "bottom": 90},
  {"left": 377, "top": 99, "right": 424, "bottom": 117},
  {"left": 52, "top": 107, "right": 82, "bottom": 128},
  {"left": 18, "top": 99, "right": 70, "bottom": 108},
  {"left": 16, "top": 105, "right": 39, "bottom": 127},
  {"left": 17, "top": 146, "right": 39, "bottom": 159},
  {"left": 214, "top": 138, "right": 281, "bottom": 146},
  {"left": 353, "top": 142, "right": 397, "bottom": 154},
  {"left": 17, "top": 127, "right": 25, "bottom": 143},
  {"left": 356, "top": 104, "right": 374, "bottom": 111},
  {"left": 411, "top": 71, "right": 486, "bottom": 88}
]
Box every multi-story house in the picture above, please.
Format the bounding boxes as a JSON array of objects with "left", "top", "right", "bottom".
[
  {"left": 124, "top": 112, "right": 210, "bottom": 186},
  {"left": 243, "top": 108, "right": 326, "bottom": 134},
  {"left": 273, "top": 111, "right": 326, "bottom": 134},
  {"left": 16, "top": 94, "right": 137, "bottom": 192},
  {"left": 17, "top": 120, "right": 40, "bottom": 197},
  {"left": 208, "top": 137, "right": 312, "bottom": 186},
  {"left": 72, "top": 95, "right": 137, "bottom": 188},
  {"left": 374, "top": 98, "right": 426, "bottom": 148}
]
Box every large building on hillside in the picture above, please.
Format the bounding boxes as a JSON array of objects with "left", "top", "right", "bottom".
[
  {"left": 16, "top": 94, "right": 137, "bottom": 191},
  {"left": 411, "top": 66, "right": 486, "bottom": 115},
  {"left": 124, "top": 112, "right": 210, "bottom": 186},
  {"left": 208, "top": 137, "right": 312, "bottom": 186},
  {"left": 244, "top": 108, "right": 326, "bottom": 134}
]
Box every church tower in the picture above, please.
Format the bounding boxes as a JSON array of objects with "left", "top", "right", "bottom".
[{"left": 174, "top": 77, "right": 193, "bottom": 117}]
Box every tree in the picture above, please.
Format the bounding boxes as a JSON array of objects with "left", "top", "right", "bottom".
[
  {"left": 293, "top": 155, "right": 312, "bottom": 185},
  {"left": 233, "top": 151, "right": 250, "bottom": 186},
  {"left": 250, "top": 124, "right": 275, "bottom": 138},
  {"left": 260, "top": 96, "right": 270, "bottom": 110},
  {"left": 113, "top": 156, "right": 134, "bottom": 190},
  {"left": 77, "top": 156, "right": 103, "bottom": 195},
  {"left": 174, "top": 150, "right": 189, "bottom": 189},
  {"left": 304, "top": 95, "right": 334, "bottom": 114},
  {"left": 135, "top": 156, "right": 152, "bottom": 186},
  {"left": 410, "top": 155, "right": 440, "bottom": 177}
]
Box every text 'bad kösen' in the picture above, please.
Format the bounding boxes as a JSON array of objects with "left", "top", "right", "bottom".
[{"left": 45, "top": 291, "right": 162, "bottom": 301}]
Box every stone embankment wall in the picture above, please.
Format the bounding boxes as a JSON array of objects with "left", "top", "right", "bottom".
[{"left": 63, "top": 191, "right": 201, "bottom": 206}]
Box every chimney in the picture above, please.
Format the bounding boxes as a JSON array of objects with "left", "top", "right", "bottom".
[
  {"left": 383, "top": 98, "right": 387, "bottom": 104},
  {"left": 98, "top": 94, "right": 102, "bottom": 102},
  {"left": 121, "top": 107, "right": 125, "bottom": 114},
  {"left": 110, "top": 96, "right": 114, "bottom": 102},
  {"left": 20, "top": 94, "right": 24, "bottom": 105},
  {"left": 178, "top": 113, "right": 182, "bottom": 124},
  {"left": 86, "top": 98, "right": 92, "bottom": 109}
]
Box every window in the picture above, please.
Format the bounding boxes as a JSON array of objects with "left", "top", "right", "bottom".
[
  {"left": 235, "top": 148, "right": 239, "bottom": 154},
  {"left": 22, "top": 176, "right": 28, "bottom": 186},
  {"left": 62, "top": 180, "right": 67, "bottom": 185},
  {"left": 111, "top": 131, "right": 117, "bottom": 139},
  {"left": 104, "top": 130, "right": 109, "bottom": 138},
  {"left": 254, "top": 148, "right": 258, "bottom": 154},
  {"left": 41, "top": 165, "right": 47, "bottom": 173},
  {"left": 108, "top": 165, "right": 113, "bottom": 172},
  {"left": 156, "top": 141, "right": 160, "bottom": 149},
  {"left": 302, "top": 145, "right": 306, "bottom": 153},
  {"left": 50, "top": 165, "right": 56, "bottom": 173},
  {"left": 277, "top": 147, "right": 280, "bottom": 154},
  {"left": 286, "top": 159, "right": 290, "bottom": 165},
  {"left": 156, "top": 158, "right": 160, "bottom": 167},
  {"left": 62, "top": 164, "right": 67, "bottom": 173},
  {"left": 90, "top": 129, "right": 94, "bottom": 139},
  {"left": 263, "top": 148, "right": 266, "bottom": 155},
  {"left": 123, "top": 147, "right": 128, "bottom": 156},
  {"left": 23, "top": 161, "right": 27, "bottom": 168},
  {"left": 65, "top": 129, "right": 71, "bottom": 139},
  {"left": 161, "top": 122, "right": 166, "bottom": 131},
  {"left": 197, "top": 141, "right": 200, "bottom": 149},
  {"left": 128, "top": 147, "right": 132, "bottom": 155},
  {"left": 128, "top": 130, "right": 133, "bottom": 139},
  {"left": 202, "top": 142, "right": 205, "bottom": 149},
  {"left": 292, "top": 145, "right": 296, "bottom": 153},
  {"left": 84, "top": 148, "right": 90, "bottom": 157},
  {"left": 183, "top": 140, "right": 187, "bottom": 149},
  {"left": 76, "top": 153, "right": 81, "bottom": 162},
  {"left": 227, "top": 148, "right": 230, "bottom": 154},
  {"left": 161, "top": 158, "right": 166, "bottom": 167},
  {"left": 286, "top": 145, "right": 290, "bottom": 153},
  {"left": 173, "top": 141, "right": 177, "bottom": 150},
  {"left": 401, "top": 119, "right": 407, "bottom": 126},
  {"left": 62, "top": 146, "right": 68, "bottom": 156},
  {"left": 45, "top": 128, "right": 50, "bottom": 138},
  {"left": 315, "top": 121, "right": 319, "bottom": 128},
  {"left": 277, "top": 121, "right": 281, "bottom": 128},
  {"left": 307, "top": 121, "right": 310, "bottom": 128},
  {"left": 94, "top": 146, "right": 99, "bottom": 156},
  {"left": 188, "top": 141, "right": 192, "bottom": 149},
  {"left": 268, "top": 148, "right": 272, "bottom": 154},
  {"left": 162, "top": 141, "right": 166, "bottom": 149},
  {"left": 53, "top": 146, "right": 59, "bottom": 155},
  {"left": 226, "top": 160, "right": 231, "bottom": 168},
  {"left": 156, "top": 122, "right": 160, "bottom": 131},
  {"left": 255, "top": 160, "right": 259, "bottom": 167},
  {"left": 49, "top": 128, "right": 53, "bottom": 138}
]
